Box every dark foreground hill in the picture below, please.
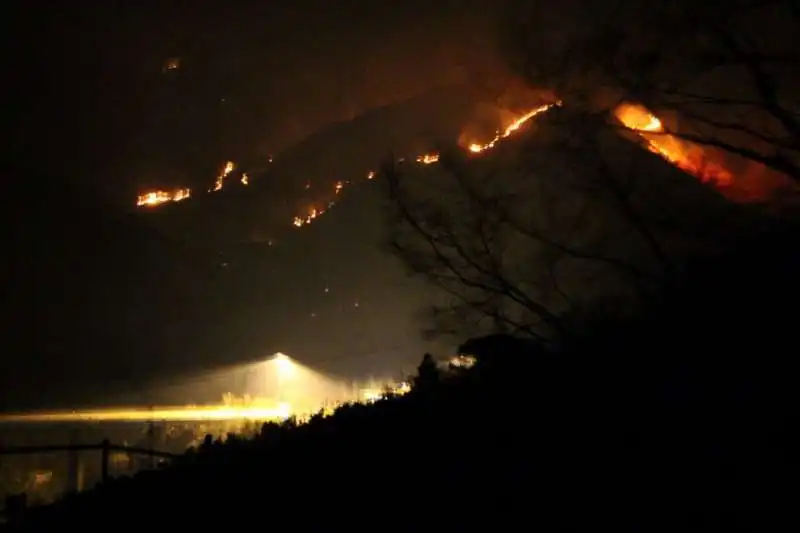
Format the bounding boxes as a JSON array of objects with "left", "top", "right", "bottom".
[{"left": 10, "top": 220, "right": 800, "bottom": 532}]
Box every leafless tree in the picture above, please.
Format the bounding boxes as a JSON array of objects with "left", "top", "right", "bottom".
[
  {"left": 385, "top": 109, "right": 752, "bottom": 343},
  {"left": 383, "top": 1, "right": 796, "bottom": 344},
  {"left": 504, "top": 0, "right": 800, "bottom": 191}
]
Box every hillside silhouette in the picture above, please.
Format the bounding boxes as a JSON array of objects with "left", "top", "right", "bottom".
[{"left": 10, "top": 217, "right": 799, "bottom": 531}]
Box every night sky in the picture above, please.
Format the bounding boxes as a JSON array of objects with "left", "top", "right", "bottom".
[{"left": 8, "top": 0, "right": 500, "bottom": 201}]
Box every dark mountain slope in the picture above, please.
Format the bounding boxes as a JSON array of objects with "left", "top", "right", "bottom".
[
  {"left": 1, "top": 103, "right": 771, "bottom": 411},
  {"left": 391, "top": 105, "right": 769, "bottom": 330},
  {"left": 141, "top": 82, "right": 485, "bottom": 248}
]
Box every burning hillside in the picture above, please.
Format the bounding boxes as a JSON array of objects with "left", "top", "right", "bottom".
[
  {"left": 135, "top": 95, "right": 779, "bottom": 238},
  {"left": 614, "top": 103, "right": 734, "bottom": 187},
  {"left": 9, "top": 85, "right": 791, "bottom": 410},
  {"left": 136, "top": 188, "right": 192, "bottom": 208}
]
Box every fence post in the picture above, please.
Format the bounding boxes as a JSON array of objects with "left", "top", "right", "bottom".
[
  {"left": 66, "top": 428, "right": 82, "bottom": 494},
  {"left": 100, "top": 439, "right": 110, "bottom": 482}
]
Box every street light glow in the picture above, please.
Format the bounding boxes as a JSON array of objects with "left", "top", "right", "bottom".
[
  {"left": 0, "top": 351, "right": 411, "bottom": 427},
  {"left": 272, "top": 352, "right": 295, "bottom": 378}
]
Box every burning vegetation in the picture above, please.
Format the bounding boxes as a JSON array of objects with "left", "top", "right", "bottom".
[
  {"left": 136, "top": 188, "right": 192, "bottom": 208},
  {"left": 210, "top": 161, "right": 236, "bottom": 193},
  {"left": 614, "top": 103, "right": 734, "bottom": 187},
  {"left": 135, "top": 94, "right": 784, "bottom": 229}
]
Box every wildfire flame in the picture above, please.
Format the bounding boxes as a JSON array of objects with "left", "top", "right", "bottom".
[
  {"left": 614, "top": 103, "right": 733, "bottom": 186},
  {"left": 134, "top": 99, "right": 745, "bottom": 227},
  {"left": 134, "top": 102, "right": 554, "bottom": 220},
  {"left": 136, "top": 188, "right": 192, "bottom": 208},
  {"left": 292, "top": 104, "right": 557, "bottom": 228},
  {"left": 137, "top": 159, "right": 251, "bottom": 209},
  {"left": 211, "top": 161, "right": 235, "bottom": 192},
  {"left": 466, "top": 103, "right": 556, "bottom": 154},
  {"left": 416, "top": 153, "right": 440, "bottom": 164},
  {"left": 293, "top": 204, "right": 332, "bottom": 228}
]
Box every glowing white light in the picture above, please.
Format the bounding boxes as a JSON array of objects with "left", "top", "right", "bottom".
[{"left": 273, "top": 352, "right": 295, "bottom": 378}]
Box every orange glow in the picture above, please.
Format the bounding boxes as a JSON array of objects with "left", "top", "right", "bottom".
[
  {"left": 133, "top": 104, "right": 558, "bottom": 225},
  {"left": 163, "top": 58, "right": 180, "bottom": 72},
  {"left": 293, "top": 205, "right": 329, "bottom": 228},
  {"left": 614, "top": 103, "right": 733, "bottom": 186},
  {"left": 135, "top": 98, "right": 767, "bottom": 231},
  {"left": 135, "top": 159, "right": 237, "bottom": 207},
  {"left": 416, "top": 153, "right": 440, "bottom": 164},
  {"left": 464, "top": 103, "right": 557, "bottom": 154},
  {"left": 210, "top": 161, "right": 235, "bottom": 192},
  {"left": 136, "top": 188, "right": 191, "bottom": 208},
  {"left": 290, "top": 105, "right": 559, "bottom": 229}
]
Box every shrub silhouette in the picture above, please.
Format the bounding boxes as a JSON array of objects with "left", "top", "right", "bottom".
[{"left": 411, "top": 353, "right": 440, "bottom": 392}]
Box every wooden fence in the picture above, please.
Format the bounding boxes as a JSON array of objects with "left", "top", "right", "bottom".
[{"left": 0, "top": 440, "right": 179, "bottom": 525}]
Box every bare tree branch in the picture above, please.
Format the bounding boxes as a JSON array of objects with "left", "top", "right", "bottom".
[
  {"left": 381, "top": 120, "right": 683, "bottom": 343},
  {"left": 382, "top": 0, "right": 797, "bottom": 344}
]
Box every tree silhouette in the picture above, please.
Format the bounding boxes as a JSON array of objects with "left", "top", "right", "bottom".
[
  {"left": 503, "top": 0, "right": 800, "bottom": 192},
  {"left": 412, "top": 353, "right": 440, "bottom": 392},
  {"left": 458, "top": 334, "right": 542, "bottom": 370},
  {"left": 383, "top": 1, "right": 794, "bottom": 344},
  {"left": 383, "top": 108, "right": 746, "bottom": 344}
]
